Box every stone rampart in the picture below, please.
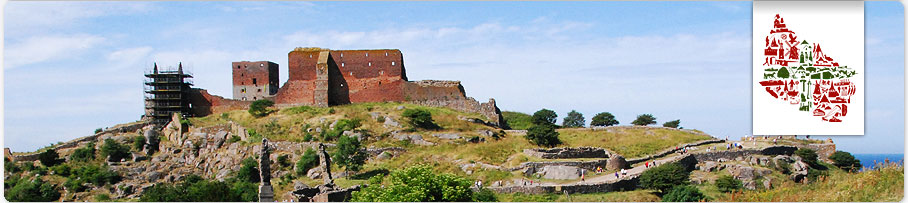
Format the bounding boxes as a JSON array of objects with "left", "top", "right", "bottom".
[
  {"left": 523, "top": 147, "right": 611, "bottom": 159},
  {"left": 626, "top": 139, "right": 724, "bottom": 165}
]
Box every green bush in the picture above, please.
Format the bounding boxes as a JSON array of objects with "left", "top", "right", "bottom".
[
  {"left": 70, "top": 165, "right": 121, "bottom": 187},
  {"left": 38, "top": 148, "right": 61, "bottom": 167},
  {"left": 795, "top": 148, "right": 820, "bottom": 168},
  {"left": 632, "top": 114, "right": 657, "bottom": 126},
  {"left": 50, "top": 164, "right": 72, "bottom": 177},
  {"left": 100, "top": 138, "right": 131, "bottom": 162},
  {"left": 715, "top": 175, "right": 742, "bottom": 193},
  {"left": 526, "top": 124, "right": 561, "bottom": 147},
  {"left": 296, "top": 148, "right": 319, "bottom": 176},
  {"left": 227, "top": 135, "right": 241, "bottom": 144},
  {"left": 561, "top": 110, "right": 585, "bottom": 128},
  {"left": 248, "top": 99, "right": 275, "bottom": 117},
  {"left": 473, "top": 188, "right": 498, "bottom": 202},
  {"left": 351, "top": 165, "right": 475, "bottom": 202},
  {"left": 5, "top": 178, "right": 61, "bottom": 202},
  {"left": 94, "top": 193, "right": 111, "bottom": 202},
  {"left": 590, "top": 112, "right": 619, "bottom": 127},
  {"left": 303, "top": 133, "right": 314, "bottom": 142},
  {"left": 402, "top": 109, "right": 440, "bottom": 130},
  {"left": 140, "top": 175, "right": 253, "bottom": 202},
  {"left": 661, "top": 185, "right": 707, "bottom": 202},
  {"left": 639, "top": 163, "right": 690, "bottom": 193},
  {"left": 662, "top": 119, "right": 681, "bottom": 128},
  {"left": 236, "top": 157, "right": 260, "bottom": 183},
  {"left": 277, "top": 154, "right": 291, "bottom": 168},
  {"left": 133, "top": 135, "right": 147, "bottom": 151},
  {"left": 5, "top": 160, "right": 20, "bottom": 173},
  {"left": 321, "top": 119, "right": 362, "bottom": 141},
  {"left": 95, "top": 128, "right": 103, "bottom": 134},
  {"left": 70, "top": 143, "right": 96, "bottom": 162},
  {"left": 531, "top": 109, "right": 558, "bottom": 125},
  {"left": 64, "top": 177, "right": 86, "bottom": 192},
  {"left": 829, "top": 151, "right": 861, "bottom": 172},
  {"left": 333, "top": 135, "right": 367, "bottom": 172}
]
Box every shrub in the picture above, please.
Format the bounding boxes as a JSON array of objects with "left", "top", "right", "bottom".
[
  {"left": 94, "top": 193, "right": 111, "bottom": 202},
  {"left": 473, "top": 188, "right": 498, "bottom": 202},
  {"left": 402, "top": 109, "right": 440, "bottom": 130},
  {"left": 632, "top": 114, "right": 657, "bottom": 126},
  {"left": 70, "top": 143, "right": 96, "bottom": 162},
  {"left": 248, "top": 99, "right": 275, "bottom": 117},
  {"left": 531, "top": 109, "right": 558, "bottom": 125},
  {"left": 795, "top": 148, "right": 819, "bottom": 168},
  {"left": 5, "top": 160, "right": 20, "bottom": 173},
  {"left": 639, "top": 163, "right": 690, "bottom": 193},
  {"left": 64, "top": 177, "right": 86, "bottom": 192},
  {"left": 351, "top": 165, "right": 474, "bottom": 202},
  {"left": 561, "top": 110, "right": 585, "bottom": 128},
  {"left": 50, "top": 164, "right": 72, "bottom": 177},
  {"left": 320, "top": 119, "right": 362, "bottom": 141},
  {"left": 526, "top": 124, "right": 561, "bottom": 147},
  {"left": 140, "top": 174, "right": 251, "bottom": 202},
  {"left": 100, "top": 138, "right": 131, "bottom": 162},
  {"left": 95, "top": 128, "right": 103, "bottom": 134},
  {"left": 302, "top": 133, "right": 314, "bottom": 142},
  {"left": 227, "top": 135, "right": 241, "bottom": 144},
  {"left": 236, "top": 157, "right": 260, "bottom": 183},
  {"left": 277, "top": 154, "right": 291, "bottom": 168},
  {"left": 829, "top": 151, "right": 861, "bottom": 172},
  {"left": 662, "top": 119, "right": 681, "bottom": 128},
  {"left": 662, "top": 185, "right": 707, "bottom": 202},
  {"left": 5, "top": 178, "right": 60, "bottom": 202},
  {"left": 715, "top": 175, "right": 742, "bottom": 193},
  {"left": 38, "top": 149, "right": 61, "bottom": 167},
  {"left": 333, "top": 135, "right": 367, "bottom": 172},
  {"left": 590, "top": 112, "right": 619, "bottom": 127},
  {"left": 296, "top": 148, "right": 319, "bottom": 176},
  {"left": 133, "top": 135, "right": 147, "bottom": 151},
  {"left": 70, "top": 165, "right": 121, "bottom": 187}
]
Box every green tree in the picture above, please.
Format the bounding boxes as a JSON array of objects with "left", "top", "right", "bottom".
[
  {"left": 526, "top": 124, "right": 561, "bottom": 147},
  {"left": 829, "top": 151, "right": 861, "bottom": 172},
  {"left": 236, "top": 157, "right": 260, "bottom": 183},
  {"left": 351, "top": 165, "right": 475, "bottom": 202},
  {"left": 590, "top": 112, "right": 620, "bottom": 127},
  {"left": 71, "top": 143, "right": 96, "bottom": 162},
  {"left": 661, "top": 185, "right": 707, "bottom": 202},
  {"left": 561, "top": 110, "right": 585, "bottom": 128},
  {"left": 631, "top": 114, "right": 657, "bottom": 126},
  {"left": 140, "top": 174, "right": 252, "bottom": 202},
  {"left": 333, "top": 135, "right": 367, "bottom": 172},
  {"left": 248, "top": 99, "right": 275, "bottom": 117},
  {"left": 777, "top": 67, "right": 790, "bottom": 79},
  {"left": 296, "top": 148, "right": 319, "bottom": 176},
  {"left": 794, "top": 148, "right": 820, "bottom": 168},
  {"left": 532, "top": 109, "right": 558, "bottom": 125},
  {"left": 38, "top": 149, "right": 60, "bottom": 167},
  {"left": 639, "top": 163, "right": 690, "bottom": 193},
  {"left": 662, "top": 119, "right": 681, "bottom": 128},
  {"left": 5, "top": 178, "right": 61, "bottom": 202},
  {"left": 715, "top": 175, "right": 742, "bottom": 193},
  {"left": 100, "top": 138, "right": 131, "bottom": 162},
  {"left": 402, "top": 109, "right": 439, "bottom": 130},
  {"left": 133, "top": 135, "right": 147, "bottom": 151}
]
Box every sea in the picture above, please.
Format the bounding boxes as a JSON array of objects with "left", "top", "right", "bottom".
[{"left": 852, "top": 154, "right": 904, "bottom": 170}]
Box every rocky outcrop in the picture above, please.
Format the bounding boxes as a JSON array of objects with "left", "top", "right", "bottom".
[
  {"left": 605, "top": 155, "right": 628, "bottom": 170},
  {"left": 523, "top": 147, "right": 611, "bottom": 159}
]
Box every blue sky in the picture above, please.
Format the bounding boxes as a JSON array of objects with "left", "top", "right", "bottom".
[{"left": 4, "top": 1, "right": 904, "bottom": 154}]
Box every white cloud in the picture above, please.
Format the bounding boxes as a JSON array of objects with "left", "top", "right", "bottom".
[
  {"left": 5, "top": 2, "right": 155, "bottom": 35},
  {"left": 4, "top": 34, "right": 105, "bottom": 69}
]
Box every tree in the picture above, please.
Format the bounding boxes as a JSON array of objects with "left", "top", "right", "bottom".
[
  {"left": 526, "top": 124, "right": 561, "bottom": 147},
  {"left": 829, "top": 151, "right": 861, "bottom": 172},
  {"left": 632, "top": 114, "right": 657, "bottom": 126},
  {"left": 794, "top": 148, "right": 819, "bottom": 168},
  {"left": 402, "top": 109, "right": 440, "bottom": 130},
  {"left": 71, "top": 143, "right": 96, "bottom": 162},
  {"left": 351, "top": 165, "right": 475, "bottom": 202},
  {"left": 715, "top": 175, "right": 742, "bottom": 193},
  {"left": 38, "top": 149, "right": 60, "bottom": 167},
  {"left": 590, "top": 112, "right": 619, "bottom": 127},
  {"left": 333, "top": 135, "right": 367, "bottom": 172},
  {"left": 561, "top": 110, "right": 585, "bottom": 128},
  {"left": 140, "top": 174, "right": 251, "bottom": 202},
  {"left": 662, "top": 119, "right": 681, "bottom": 128},
  {"left": 5, "top": 178, "right": 61, "bottom": 202},
  {"left": 100, "top": 138, "right": 130, "bottom": 162},
  {"left": 661, "top": 185, "right": 707, "bottom": 202},
  {"left": 639, "top": 163, "right": 690, "bottom": 193},
  {"left": 532, "top": 109, "right": 558, "bottom": 125},
  {"left": 236, "top": 157, "right": 260, "bottom": 183},
  {"left": 777, "top": 67, "right": 790, "bottom": 79},
  {"left": 296, "top": 148, "right": 319, "bottom": 176},
  {"left": 248, "top": 99, "right": 275, "bottom": 117}
]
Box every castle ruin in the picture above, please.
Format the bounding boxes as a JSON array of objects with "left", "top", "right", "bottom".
[{"left": 148, "top": 48, "right": 502, "bottom": 126}]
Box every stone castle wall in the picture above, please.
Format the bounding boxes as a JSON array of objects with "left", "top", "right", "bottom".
[{"left": 232, "top": 61, "right": 279, "bottom": 100}]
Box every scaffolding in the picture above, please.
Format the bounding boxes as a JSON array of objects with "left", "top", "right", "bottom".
[{"left": 144, "top": 63, "right": 193, "bottom": 125}]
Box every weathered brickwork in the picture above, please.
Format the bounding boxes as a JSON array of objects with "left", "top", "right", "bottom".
[
  {"left": 187, "top": 88, "right": 252, "bottom": 116},
  {"left": 190, "top": 48, "right": 503, "bottom": 127}
]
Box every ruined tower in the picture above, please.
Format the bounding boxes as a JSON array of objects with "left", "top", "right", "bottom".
[
  {"left": 144, "top": 63, "right": 193, "bottom": 125},
  {"left": 232, "top": 61, "right": 279, "bottom": 101}
]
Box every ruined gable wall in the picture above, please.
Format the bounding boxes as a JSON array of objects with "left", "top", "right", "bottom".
[
  {"left": 331, "top": 50, "right": 407, "bottom": 103},
  {"left": 187, "top": 88, "right": 253, "bottom": 116}
]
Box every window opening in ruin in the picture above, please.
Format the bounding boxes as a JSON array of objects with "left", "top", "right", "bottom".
[
  {"left": 237, "top": 66, "right": 241, "bottom": 69},
  {"left": 340, "top": 84, "right": 344, "bottom": 87},
  {"left": 253, "top": 78, "right": 257, "bottom": 85},
  {"left": 392, "top": 61, "right": 395, "bottom": 66},
  {"left": 342, "top": 62, "right": 345, "bottom": 67},
  {"left": 368, "top": 62, "right": 372, "bottom": 67},
  {"left": 349, "top": 72, "right": 353, "bottom": 76},
  {"left": 254, "top": 97, "right": 257, "bottom": 100},
  {"left": 385, "top": 52, "right": 388, "bottom": 56},
  {"left": 309, "top": 54, "right": 312, "bottom": 58},
  {"left": 260, "top": 63, "right": 264, "bottom": 67},
  {"left": 258, "top": 89, "right": 262, "bottom": 92},
  {"left": 242, "top": 88, "right": 246, "bottom": 93},
  {"left": 380, "top": 71, "right": 384, "bottom": 75},
  {"left": 340, "top": 53, "right": 343, "bottom": 57},
  {"left": 242, "top": 97, "right": 246, "bottom": 101},
  {"left": 365, "top": 53, "right": 368, "bottom": 57}
]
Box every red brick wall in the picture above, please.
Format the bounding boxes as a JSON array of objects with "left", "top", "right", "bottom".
[
  {"left": 403, "top": 80, "right": 467, "bottom": 101},
  {"left": 288, "top": 51, "right": 321, "bottom": 81},
  {"left": 187, "top": 88, "right": 252, "bottom": 116},
  {"left": 232, "top": 61, "right": 279, "bottom": 87},
  {"left": 272, "top": 80, "right": 315, "bottom": 106}
]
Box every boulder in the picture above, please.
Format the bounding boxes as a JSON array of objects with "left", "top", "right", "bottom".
[
  {"left": 307, "top": 168, "right": 323, "bottom": 179},
  {"left": 432, "top": 133, "right": 462, "bottom": 140},
  {"left": 763, "top": 178, "right": 773, "bottom": 189},
  {"left": 700, "top": 161, "right": 719, "bottom": 172},
  {"left": 383, "top": 117, "right": 401, "bottom": 128},
  {"left": 146, "top": 171, "right": 163, "bottom": 182},
  {"left": 375, "top": 152, "right": 392, "bottom": 160},
  {"left": 789, "top": 170, "right": 808, "bottom": 183},
  {"left": 791, "top": 161, "right": 809, "bottom": 172},
  {"left": 606, "top": 155, "right": 627, "bottom": 170},
  {"left": 742, "top": 180, "right": 757, "bottom": 190},
  {"left": 729, "top": 165, "right": 755, "bottom": 181},
  {"left": 540, "top": 165, "right": 580, "bottom": 180}
]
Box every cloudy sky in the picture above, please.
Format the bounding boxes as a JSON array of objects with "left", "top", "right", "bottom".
[{"left": 4, "top": 1, "right": 904, "bottom": 154}]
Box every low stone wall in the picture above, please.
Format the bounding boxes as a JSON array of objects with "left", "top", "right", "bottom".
[
  {"left": 515, "top": 159, "right": 609, "bottom": 173},
  {"left": 13, "top": 121, "right": 148, "bottom": 162},
  {"left": 626, "top": 139, "right": 724, "bottom": 165},
  {"left": 523, "top": 147, "right": 611, "bottom": 159}
]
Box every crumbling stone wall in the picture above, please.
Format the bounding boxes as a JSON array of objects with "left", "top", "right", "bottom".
[
  {"left": 186, "top": 88, "right": 252, "bottom": 116},
  {"left": 523, "top": 147, "right": 611, "bottom": 159}
]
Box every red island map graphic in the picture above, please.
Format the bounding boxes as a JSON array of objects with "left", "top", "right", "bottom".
[{"left": 759, "top": 14, "right": 858, "bottom": 122}]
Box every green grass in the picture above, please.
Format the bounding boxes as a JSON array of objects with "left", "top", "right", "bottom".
[
  {"left": 557, "top": 127, "right": 713, "bottom": 158},
  {"left": 495, "top": 190, "right": 661, "bottom": 202},
  {"left": 502, "top": 111, "right": 533, "bottom": 130},
  {"left": 714, "top": 162, "right": 903, "bottom": 202}
]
